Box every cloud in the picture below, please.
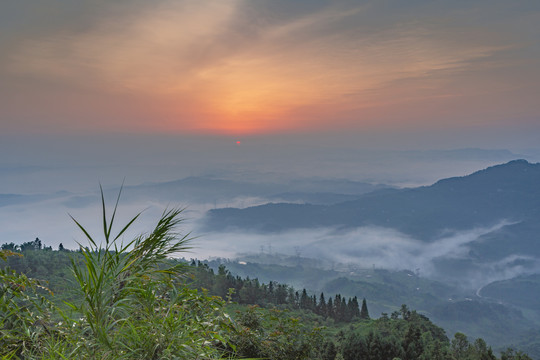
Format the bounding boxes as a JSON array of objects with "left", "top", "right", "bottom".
[
  {"left": 1, "top": 192, "right": 536, "bottom": 291},
  {"left": 194, "top": 221, "right": 539, "bottom": 289},
  {"left": 2, "top": 0, "right": 538, "bottom": 134},
  {"left": 6, "top": 2, "right": 240, "bottom": 92}
]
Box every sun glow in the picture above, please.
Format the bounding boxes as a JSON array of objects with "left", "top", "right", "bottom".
[{"left": 3, "top": 1, "right": 537, "bottom": 137}]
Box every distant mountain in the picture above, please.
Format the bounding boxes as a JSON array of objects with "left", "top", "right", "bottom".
[
  {"left": 121, "top": 176, "right": 389, "bottom": 205},
  {"left": 203, "top": 160, "right": 540, "bottom": 238},
  {"left": 479, "top": 274, "right": 540, "bottom": 310},
  {"left": 202, "top": 160, "right": 540, "bottom": 287},
  {"left": 398, "top": 148, "right": 521, "bottom": 161}
]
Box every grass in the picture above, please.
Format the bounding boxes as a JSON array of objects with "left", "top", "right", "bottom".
[{"left": 1, "top": 187, "right": 236, "bottom": 359}]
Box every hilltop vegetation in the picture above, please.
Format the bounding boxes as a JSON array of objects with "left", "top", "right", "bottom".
[
  {"left": 198, "top": 253, "right": 540, "bottom": 354},
  {"left": 1, "top": 246, "right": 534, "bottom": 358},
  {"left": 3, "top": 244, "right": 533, "bottom": 359}
]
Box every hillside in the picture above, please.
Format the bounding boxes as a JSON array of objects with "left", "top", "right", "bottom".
[
  {"left": 202, "top": 160, "right": 540, "bottom": 288},
  {"left": 203, "top": 160, "right": 540, "bottom": 238},
  {"left": 121, "top": 176, "right": 389, "bottom": 205},
  {"left": 2, "top": 246, "right": 536, "bottom": 359},
  {"left": 202, "top": 254, "right": 540, "bottom": 357}
]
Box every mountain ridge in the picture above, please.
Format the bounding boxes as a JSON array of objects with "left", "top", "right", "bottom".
[{"left": 203, "top": 159, "right": 540, "bottom": 239}]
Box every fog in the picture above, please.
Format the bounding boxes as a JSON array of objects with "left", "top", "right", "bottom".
[
  {"left": 2, "top": 134, "right": 538, "bottom": 194},
  {"left": 2, "top": 135, "right": 540, "bottom": 291},
  {"left": 1, "top": 182, "right": 539, "bottom": 291},
  {"left": 194, "top": 221, "right": 539, "bottom": 290}
]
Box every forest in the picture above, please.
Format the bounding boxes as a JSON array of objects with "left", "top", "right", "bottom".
[{"left": 0, "top": 204, "right": 534, "bottom": 359}]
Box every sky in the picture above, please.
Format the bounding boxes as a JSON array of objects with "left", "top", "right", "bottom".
[
  {"left": 1, "top": 0, "right": 539, "bottom": 140},
  {"left": 1, "top": 1, "right": 540, "bottom": 259}
]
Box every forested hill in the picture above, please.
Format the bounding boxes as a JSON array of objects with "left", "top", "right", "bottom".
[
  {"left": 203, "top": 159, "right": 540, "bottom": 239},
  {"left": 1, "top": 245, "right": 534, "bottom": 359}
]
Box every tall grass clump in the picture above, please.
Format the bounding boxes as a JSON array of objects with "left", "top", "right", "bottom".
[
  {"left": 64, "top": 187, "right": 235, "bottom": 359},
  {"left": 1, "top": 187, "right": 236, "bottom": 359}
]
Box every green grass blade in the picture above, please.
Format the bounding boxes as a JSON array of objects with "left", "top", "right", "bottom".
[
  {"left": 99, "top": 184, "right": 109, "bottom": 245},
  {"left": 69, "top": 216, "right": 97, "bottom": 248},
  {"left": 113, "top": 212, "right": 141, "bottom": 242},
  {"left": 107, "top": 180, "right": 125, "bottom": 242}
]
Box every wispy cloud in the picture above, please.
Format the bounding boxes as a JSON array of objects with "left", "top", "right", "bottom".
[
  {"left": 2, "top": 0, "right": 538, "bottom": 135},
  {"left": 195, "top": 221, "right": 539, "bottom": 289}
]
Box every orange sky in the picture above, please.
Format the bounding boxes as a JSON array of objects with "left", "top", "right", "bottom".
[{"left": 1, "top": 1, "right": 539, "bottom": 137}]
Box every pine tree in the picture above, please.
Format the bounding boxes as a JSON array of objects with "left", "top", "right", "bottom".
[
  {"left": 352, "top": 296, "right": 360, "bottom": 318},
  {"left": 318, "top": 292, "right": 327, "bottom": 317},
  {"left": 347, "top": 297, "right": 360, "bottom": 319},
  {"left": 334, "top": 294, "right": 343, "bottom": 321},
  {"left": 311, "top": 294, "right": 317, "bottom": 311},
  {"left": 300, "top": 289, "right": 310, "bottom": 309},
  {"left": 360, "top": 298, "right": 370, "bottom": 319},
  {"left": 341, "top": 297, "right": 347, "bottom": 322},
  {"left": 275, "top": 284, "right": 288, "bottom": 304},
  {"left": 327, "top": 298, "right": 334, "bottom": 319}
]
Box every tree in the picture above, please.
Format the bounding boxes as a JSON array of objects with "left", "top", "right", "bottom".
[
  {"left": 501, "top": 348, "right": 533, "bottom": 360},
  {"left": 300, "top": 289, "right": 310, "bottom": 309},
  {"left": 342, "top": 332, "right": 368, "bottom": 360},
  {"left": 334, "top": 294, "right": 344, "bottom": 321},
  {"left": 232, "top": 305, "right": 322, "bottom": 359},
  {"left": 451, "top": 332, "right": 470, "bottom": 360},
  {"left": 401, "top": 304, "right": 411, "bottom": 320},
  {"left": 360, "top": 298, "right": 370, "bottom": 319},
  {"left": 1, "top": 242, "right": 17, "bottom": 251},
  {"left": 327, "top": 298, "right": 335, "bottom": 319},
  {"left": 213, "top": 264, "right": 232, "bottom": 298},
  {"left": 321, "top": 340, "right": 337, "bottom": 360},
  {"left": 403, "top": 325, "right": 423, "bottom": 360},
  {"left": 275, "top": 284, "right": 288, "bottom": 305},
  {"left": 19, "top": 238, "right": 42, "bottom": 252},
  {"left": 318, "top": 292, "right": 327, "bottom": 317}
]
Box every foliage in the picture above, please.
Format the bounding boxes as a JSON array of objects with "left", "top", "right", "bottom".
[
  {"left": 1, "top": 245, "right": 79, "bottom": 302},
  {"left": 189, "top": 260, "right": 364, "bottom": 324},
  {"left": 339, "top": 309, "right": 503, "bottom": 360},
  {"left": 231, "top": 305, "right": 323, "bottom": 359},
  {"left": 0, "top": 250, "right": 54, "bottom": 358},
  {"left": 0, "top": 189, "right": 238, "bottom": 359},
  {"left": 500, "top": 348, "right": 534, "bottom": 360},
  {"left": 60, "top": 188, "right": 237, "bottom": 359},
  {"left": 2, "top": 238, "right": 536, "bottom": 360}
]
